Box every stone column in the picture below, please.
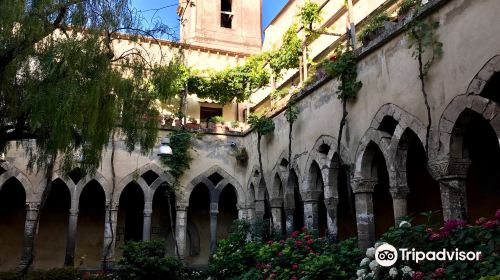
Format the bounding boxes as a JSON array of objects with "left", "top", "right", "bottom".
[
  {"left": 352, "top": 178, "right": 377, "bottom": 249},
  {"left": 284, "top": 208, "right": 294, "bottom": 236},
  {"left": 102, "top": 203, "right": 118, "bottom": 264},
  {"left": 64, "top": 208, "right": 79, "bottom": 266},
  {"left": 247, "top": 206, "right": 256, "bottom": 221},
  {"left": 270, "top": 198, "right": 283, "bottom": 233},
  {"left": 175, "top": 205, "right": 188, "bottom": 259},
  {"left": 238, "top": 207, "right": 247, "bottom": 220},
  {"left": 18, "top": 202, "right": 40, "bottom": 269},
  {"left": 143, "top": 202, "right": 152, "bottom": 241},
  {"left": 254, "top": 199, "right": 265, "bottom": 220},
  {"left": 429, "top": 159, "right": 470, "bottom": 220},
  {"left": 302, "top": 190, "right": 322, "bottom": 231},
  {"left": 324, "top": 196, "right": 339, "bottom": 241},
  {"left": 209, "top": 202, "right": 219, "bottom": 254},
  {"left": 390, "top": 187, "right": 409, "bottom": 224}
]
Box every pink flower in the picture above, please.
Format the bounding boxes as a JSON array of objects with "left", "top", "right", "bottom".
[
  {"left": 301, "top": 226, "right": 308, "bottom": 232},
  {"left": 294, "top": 240, "right": 302, "bottom": 247},
  {"left": 267, "top": 241, "right": 273, "bottom": 245},
  {"left": 279, "top": 239, "right": 285, "bottom": 245},
  {"left": 292, "top": 264, "right": 299, "bottom": 270},
  {"left": 266, "top": 263, "right": 272, "bottom": 269},
  {"left": 306, "top": 239, "right": 314, "bottom": 245},
  {"left": 270, "top": 272, "right": 276, "bottom": 278},
  {"left": 292, "top": 231, "right": 300, "bottom": 237},
  {"left": 429, "top": 233, "right": 441, "bottom": 240},
  {"left": 443, "top": 219, "right": 467, "bottom": 232},
  {"left": 304, "top": 234, "right": 311, "bottom": 240},
  {"left": 412, "top": 271, "right": 425, "bottom": 280},
  {"left": 483, "top": 220, "right": 498, "bottom": 229},
  {"left": 435, "top": 267, "right": 445, "bottom": 276},
  {"left": 495, "top": 209, "right": 500, "bottom": 219}
]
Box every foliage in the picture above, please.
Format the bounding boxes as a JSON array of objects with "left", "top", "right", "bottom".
[
  {"left": 358, "top": 13, "right": 390, "bottom": 43},
  {"left": 407, "top": 20, "right": 443, "bottom": 79},
  {"left": 210, "top": 223, "right": 362, "bottom": 280},
  {"left": 356, "top": 209, "right": 500, "bottom": 280},
  {"left": 230, "top": 121, "right": 240, "bottom": 128},
  {"left": 209, "top": 116, "right": 224, "bottom": 124},
  {"left": 322, "top": 47, "right": 362, "bottom": 101},
  {"left": 118, "top": 239, "right": 184, "bottom": 280},
  {"left": 159, "top": 129, "right": 192, "bottom": 183},
  {"left": 285, "top": 98, "right": 300, "bottom": 124},
  {"left": 188, "top": 53, "right": 270, "bottom": 104},
  {"left": 298, "top": 1, "right": 322, "bottom": 28},
  {"left": 397, "top": 0, "right": 420, "bottom": 16},
  {"left": 0, "top": 268, "right": 80, "bottom": 280},
  {"left": 0, "top": 0, "right": 173, "bottom": 175},
  {"left": 235, "top": 147, "right": 249, "bottom": 163},
  {"left": 269, "top": 24, "right": 302, "bottom": 77},
  {"left": 248, "top": 114, "right": 275, "bottom": 137}
]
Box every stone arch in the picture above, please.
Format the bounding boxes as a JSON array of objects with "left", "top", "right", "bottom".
[
  {"left": 0, "top": 161, "right": 35, "bottom": 201},
  {"left": 74, "top": 171, "right": 111, "bottom": 207},
  {"left": 434, "top": 94, "right": 500, "bottom": 162},
  {"left": 114, "top": 174, "right": 148, "bottom": 204},
  {"left": 269, "top": 150, "right": 289, "bottom": 201},
  {"left": 52, "top": 173, "right": 77, "bottom": 200},
  {"left": 466, "top": 54, "right": 500, "bottom": 96},
  {"left": 354, "top": 128, "right": 392, "bottom": 183}
]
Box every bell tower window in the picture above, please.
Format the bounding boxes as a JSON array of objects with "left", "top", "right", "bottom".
[{"left": 221, "top": 0, "right": 233, "bottom": 28}]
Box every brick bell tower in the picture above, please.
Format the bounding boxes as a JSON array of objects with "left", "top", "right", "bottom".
[{"left": 177, "top": 0, "right": 262, "bottom": 54}]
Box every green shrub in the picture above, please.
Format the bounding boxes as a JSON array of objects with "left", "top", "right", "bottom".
[
  {"left": 118, "top": 239, "right": 184, "bottom": 280},
  {"left": 397, "top": 0, "right": 419, "bottom": 16},
  {"left": 358, "top": 13, "right": 391, "bottom": 43},
  {"left": 0, "top": 268, "right": 80, "bottom": 280},
  {"left": 209, "top": 116, "right": 224, "bottom": 124}
]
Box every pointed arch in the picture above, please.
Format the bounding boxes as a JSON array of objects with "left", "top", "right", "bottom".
[{"left": 0, "top": 161, "right": 35, "bottom": 201}]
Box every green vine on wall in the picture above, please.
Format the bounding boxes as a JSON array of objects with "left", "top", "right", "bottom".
[
  {"left": 285, "top": 96, "right": 300, "bottom": 170},
  {"left": 406, "top": 18, "right": 443, "bottom": 156},
  {"left": 159, "top": 128, "right": 193, "bottom": 185},
  {"left": 322, "top": 46, "right": 362, "bottom": 155}
]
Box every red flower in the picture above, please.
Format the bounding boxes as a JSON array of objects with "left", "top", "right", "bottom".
[
  {"left": 279, "top": 239, "right": 285, "bottom": 245},
  {"left": 304, "top": 234, "right": 311, "bottom": 240},
  {"left": 412, "top": 271, "right": 425, "bottom": 280},
  {"left": 301, "top": 226, "right": 308, "bottom": 232},
  {"left": 329, "top": 55, "right": 337, "bottom": 61},
  {"left": 435, "top": 267, "right": 445, "bottom": 276},
  {"left": 292, "top": 231, "right": 300, "bottom": 237},
  {"left": 292, "top": 264, "right": 299, "bottom": 270},
  {"left": 306, "top": 239, "right": 314, "bottom": 245},
  {"left": 294, "top": 240, "right": 302, "bottom": 247}
]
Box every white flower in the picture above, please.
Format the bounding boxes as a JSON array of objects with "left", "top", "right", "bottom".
[
  {"left": 389, "top": 267, "right": 398, "bottom": 278},
  {"left": 401, "top": 266, "right": 413, "bottom": 275},
  {"left": 399, "top": 221, "right": 411, "bottom": 228},
  {"left": 369, "top": 260, "right": 379, "bottom": 272},
  {"left": 356, "top": 269, "right": 366, "bottom": 277},
  {"left": 366, "top": 247, "right": 376, "bottom": 258},
  {"left": 360, "top": 257, "right": 371, "bottom": 266}
]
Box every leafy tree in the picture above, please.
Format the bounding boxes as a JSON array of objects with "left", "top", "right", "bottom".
[{"left": 0, "top": 0, "right": 179, "bottom": 273}]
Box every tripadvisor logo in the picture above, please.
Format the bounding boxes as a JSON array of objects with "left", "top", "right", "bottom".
[{"left": 374, "top": 243, "right": 482, "bottom": 267}]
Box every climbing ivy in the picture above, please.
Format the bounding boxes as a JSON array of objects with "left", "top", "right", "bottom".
[
  {"left": 406, "top": 19, "right": 443, "bottom": 155},
  {"left": 159, "top": 129, "right": 193, "bottom": 185},
  {"left": 269, "top": 24, "right": 302, "bottom": 77}
]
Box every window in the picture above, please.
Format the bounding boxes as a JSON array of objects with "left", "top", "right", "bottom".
[
  {"left": 221, "top": 0, "right": 233, "bottom": 28},
  {"left": 200, "top": 106, "right": 223, "bottom": 124}
]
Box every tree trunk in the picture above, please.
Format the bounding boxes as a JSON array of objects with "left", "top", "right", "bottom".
[
  {"left": 17, "top": 152, "right": 57, "bottom": 275},
  {"left": 102, "top": 131, "right": 116, "bottom": 270}
]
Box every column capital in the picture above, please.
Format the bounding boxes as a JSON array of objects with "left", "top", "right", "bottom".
[
  {"left": 428, "top": 158, "right": 471, "bottom": 180},
  {"left": 176, "top": 202, "right": 189, "bottom": 211},
  {"left": 105, "top": 202, "right": 119, "bottom": 211},
  {"left": 26, "top": 202, "right": 40, "bottom": 211},
  {"left": 389, "top": 186, "right": 410, "bottom": 199},
  {"left": 270, "top": 198, "right": 283, "bottom": 208},
  {"left": 351, "top": 177, "right": 377, "bottom": 193},
  {"left": 302, "top": 190, "right": 323, "bottom": 202},
  {"left": 69, "top": 209, "right": 79, "bottom": 216},
  {"left": 324, "top": 196, "right": 339, "bottom": 209}
]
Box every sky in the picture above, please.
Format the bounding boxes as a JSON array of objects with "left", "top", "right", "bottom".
[{"left": 130, "top": 0, "right": 288, "bottom": 40}]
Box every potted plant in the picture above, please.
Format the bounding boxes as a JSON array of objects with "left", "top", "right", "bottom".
[
  {"left": 163, "top": 114, "right": 174, "bottom": 128},
  {"left": 358, "top": 13, "right": 391, "bottom": 46},
  {"left": 235, "top": 147, "right": 248, "bottom": 164},
  {"left": 228, "top": 121, "right": 240, "bottom": 132},
  {"left": 397, "top": 0, "right": 419, "bottom": 22},
  {"left": 209, "top": 116, "right": 224, "bottom": 133},
  {"left": 186, "top": 117, "right": 200, "bottom": 130}
]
